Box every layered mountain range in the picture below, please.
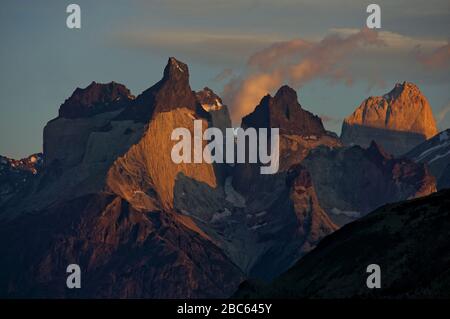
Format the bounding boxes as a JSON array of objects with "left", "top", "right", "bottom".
[
  {"left": 0, "top": 58, "right": 338, "bottom": 297},
  {"left": 302, "top": 141, "right": 436, "bottom": 225},
  {"left": 235, "top": 188, "right": 450, "bottom": 299},
  {"left": 0, "top": 58, "right": 447, "bottom": 298}
]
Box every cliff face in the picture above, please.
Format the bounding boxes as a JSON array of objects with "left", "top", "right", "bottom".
[
  {"left": 341, "top": 82, "right": 438, "bottom": 155},
  {"left": 106, "top": 108, "right": 218, "bottom": 212},
  {"left": 302, "top": 141, "right": 436, "bottom": 225},
  {"left": 59, "top": 81, "right": 134, "bottom": 119},
  {"left": 0, "top": 58, "right": 337, "bottom": 298},
  {"left": 235, "top": 189, "right": 450, "bottom": 299},
  {"left": 0, "top": 58, "right": 237, "bottom": 298},
  {"left": 404, "top": 129, "right": 450, "bottom": 190},
  {"left": 233, "top": 85, "right": 341, "bottom": 191},
  {"left": 196, "top": 87, "right": 232, "bottom": 133},
  {"left": 242, "top": 85, "right": 326, "bottom": 137},
  {"left": 214, "top": 86, "right": 340, "bottom": 279},
  {"left": 1, "top": 58, "right": 445, "bottom": 299},
  {"left": 237, "top": 164, "right": 337, "bottom": 280},
  {"left": 116, "top": 57, "right": 209, "bottom": 123},
  {"left": 0, "top": 194, "right": 243, "bottom": 298}
]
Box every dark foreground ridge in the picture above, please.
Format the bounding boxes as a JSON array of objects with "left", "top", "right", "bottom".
[{"left": 235, "top": 188, "right": 450, "bottom": 298}]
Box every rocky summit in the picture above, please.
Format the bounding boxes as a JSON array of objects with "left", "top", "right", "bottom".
[
  {"left": 0, "top": 58, "right": 447, "bottom": 299},
  {"left": 242, "top": 85, "right": 326, "bottom": 137},
  {"left": 196, "top": 87, "right": 232, "bottom": 133},
  {"left": 117, "top": 57, "right": 209, "bottom": 123},
  {"left": 59, "top": 81, "right": 134, "bottom": 119},
  {"left": 0, "top": 58, "right": 337, "bottom": 298},
  {"left": 341, "top": 82, "right": 438, "bottom": 155},
  {"left": 1, "top": 58, "right": 241, "bottom": 298}
]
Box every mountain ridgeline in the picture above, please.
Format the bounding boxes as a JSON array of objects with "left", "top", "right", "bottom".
[{"left": 0, "top": 57, "right": 447, "bottom": 298}]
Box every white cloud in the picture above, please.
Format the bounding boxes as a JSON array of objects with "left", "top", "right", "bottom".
[{"left": 329, "top": 28, "right": 447, "bottom": 51}]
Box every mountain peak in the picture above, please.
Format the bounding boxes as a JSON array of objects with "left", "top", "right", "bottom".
[
  {"left": 383, "top": 81, "right": 421, "bottom": 101},
  {"left": 163, "top": 57, "right": 189, "bottom": 82},
  {"left": 59, "top": 82, "right": 134, "bottom": 118},
  {"left": 196, "top": 87, "right": 224, "bottom": 111},
  {"left": 341, "top": 81, "right": 438, "bottom": 155},
  {"left": 242, "top": 85, "right": 326, "bottom": 136},
  {"left": 274, "top": 85, "right": 298, "bottom": 102},
  {"left": 115, "top": 57, "right": 208, "bottom": 122},
  {"left": 343, "top": 81, "right": 436, "bottom": 136}
]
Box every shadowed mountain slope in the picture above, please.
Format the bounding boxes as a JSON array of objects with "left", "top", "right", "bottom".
[{"left": 235, "top": 189, "right": 450, "bottom": 299}]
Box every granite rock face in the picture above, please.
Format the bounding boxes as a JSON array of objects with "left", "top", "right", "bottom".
[
  {"left": 0, "top": 194, "right": 244, "bottom": 298},
  {"left": 0, "top": 58, "right": 336, "bottom": 298},
  {"left": 218, "top": 86, "right": 340, "bottom": 279},
  {"left": 0, "top": 59, "right": 445, "bottom": 299},
  {"left": 1, "top": 58, "right": 240, "bottom": 298},
  {"left": 242, "top": 85, "right": 326, "bottom": 137},
  {"left": 302, "top": 141, "right": 437, "bottom": 225},
  {"left": 117, "top": 57, "right": 209, "bottom": 122},
  {"left": 341, "top": 82, "right": 438, "bottom": 155},
  {"left": 196, "top": 87, "right": 232, "bottom": 133},
  {"left": 59, "top": 81, "right": 134, "bottom": 119}
]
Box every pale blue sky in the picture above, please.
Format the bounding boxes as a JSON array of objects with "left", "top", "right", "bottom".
[{"left": 1, "top": 0, "right": 449, "bottom": 158}]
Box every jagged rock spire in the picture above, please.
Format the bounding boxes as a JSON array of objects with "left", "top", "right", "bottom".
[
  {"left": 116, "top": 57, "right": 208, "bottom": 122},
  {"left": 59, "top": 81, "right": 133, "bottom": 118},
  {"left": 241, "top": 85, "right": 326, "bottom": 136}
]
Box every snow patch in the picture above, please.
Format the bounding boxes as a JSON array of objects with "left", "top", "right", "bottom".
[
  {"left": 415, "top": 140, "right": 450, "bottom": 162},
  {"left": 176, "top": 65, "right": 184, "bottom": 72},
  {"left": 429, "top": 149, "right": 450, "bottom": 164},
  {"left": 171, "top": 59, "right": 184, "bottom": 73},
  {"left": 201, "top": 101, "right": 223, "bottom": 112},
  {"left": 331, "top": 207, "right": 360, "bottom": 218}
]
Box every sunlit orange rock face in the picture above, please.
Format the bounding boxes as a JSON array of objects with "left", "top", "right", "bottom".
[
  {"left": 0, "top": 58, "right": 338, "bottom": 298},
  {"left": 0, "top": 57, "right": 243, "bottom": 298},
  {"left": 341, "top": 82, "right": 438, "bottom": 155},
  {"left": 106, "top": 108, "right": 218, "bottom": 212},
  {"left": 0, "top": 56, "right": 443, "bottom": 299}
]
